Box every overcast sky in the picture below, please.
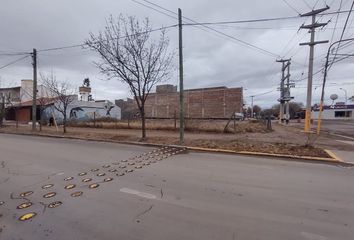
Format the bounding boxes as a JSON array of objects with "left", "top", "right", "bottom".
[{"left": 0, "top": 0, "right": 353, "bottom": 108}]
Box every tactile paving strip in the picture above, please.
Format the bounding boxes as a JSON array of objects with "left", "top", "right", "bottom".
[{"left": 1, "top": 146, "right": 186, "bottom": 222}]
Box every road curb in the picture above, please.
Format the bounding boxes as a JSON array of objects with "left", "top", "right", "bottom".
[
  {"left": 1, "top": 131, "right": 352, "bottom": 165},
  {"left": 185, "top": 146, "right": 341, "bottom": 163},
  {"left": 324, "top": 149, "right": 343, "bottom": 161}
]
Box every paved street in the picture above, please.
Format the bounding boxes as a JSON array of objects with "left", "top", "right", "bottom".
[
  {"left": 318, "top": 120, "right": 354, "bottom": 138},
  {"left": 0, "top": 134, "right": 353, "bottom": 240},
  {"left": 315, "top": 120, "right": 354, "bottom": 163}
]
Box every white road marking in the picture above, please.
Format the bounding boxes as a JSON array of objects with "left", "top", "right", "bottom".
[
  {"left": 301, "top": 232, "right": 328, "bottom": 240},
  {"left": 331, "top": 133, "right": 354, "bottom": 141},
  {"left": 336, "top": 140, "right": 354, "bottom": 146},
  {"left": 120, "top": 188, "right": 157, "bottom": 199}
]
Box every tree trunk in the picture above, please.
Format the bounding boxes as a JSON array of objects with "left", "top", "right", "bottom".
[
  {"left": 63, "top": 114, "right": 67, "bottom": 133},
  {"left": 15, "top": 109, "right": 18, "bottom": 129},
  {"left": 39, "top": 107, "right": 42, "bottom": 132},
  {"left": 140, "top": 108, "right": 146, "bottom": 140}
]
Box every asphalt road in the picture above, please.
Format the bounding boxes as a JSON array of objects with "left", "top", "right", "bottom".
[
  {"left": 0, "top": 134, "right": 353, "bottom": 240},
  {"left": 316, "top": 120, "right": 354, "bottom": 138}
]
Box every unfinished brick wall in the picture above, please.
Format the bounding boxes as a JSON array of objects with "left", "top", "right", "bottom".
[
  {"left": 146, "top": 87, "right": 243, "bottom": 118},
  {"left": 117, "top": 85, "right": 243, "bottom": 119}
]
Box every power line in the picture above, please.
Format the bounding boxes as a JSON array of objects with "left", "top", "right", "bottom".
[
  {"left": 281, "top": 0, "right": 301, "bottom": 14},
  {"left": 1, "top": 10, "right": 351, "bottom": 56},
  {"left": 136, "top": 0, "right": 279, "bottom": 58},
  {"left": 313, "top": 0, "right": 321, "bottom": 9},
  {"left": 330, "top": 0, "right": 344, "bottom": 44},
  {"left": 169, "top": 10, "right": 354, "bottom": 27},
  {"left": 133, "top": 0, "right": 280, "bottom": 58},
  {"left": 321, "top": 9, "right": 354, "bottom": 15},
  {"left": 329, "top": 0, "right": 354, "bottom": 69},
  {"left": 37, "top": 24, "right": 178, "bottom": 53},
  {"left": 133, "top": 0, "right": 353, "bottom": 22},
  {"left": 301, "top": 0, "right": 313, "bottom": 10},
  {"left": 135, "top": 0, "right": 234, "bottom": 43},
  {"left": 333, "top": 53, "right": 354, "bottom": 56},
  {"left": 131, "top": 0, "right": 177, "bottom": 20},
  {"left": 183, "top": 16, "right": 301, "bottom": 26},
  {"left": 0, "top": 55, "right": 31, "bottom": 70},
  {"left": 256, "top": 89, "right": 277, "bottom": 97},
  {"left": 38, "top": 43, "right": 86, "bottom": 53},
  {"left": 0, "top": 51, "right": 32, "bottom": 57},
  {"left": 331, "top": 52, "right": 354, "bottom": 63},
  {"left": 130, "top": 0, "right": 224, "bottom": 40},
  {"left": 246, "top": 89, "right": 276, "bottom": 98}
]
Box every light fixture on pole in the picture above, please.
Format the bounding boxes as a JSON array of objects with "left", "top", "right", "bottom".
[{"left": 339, "top": 88, "right": 348, "bottom": 105}]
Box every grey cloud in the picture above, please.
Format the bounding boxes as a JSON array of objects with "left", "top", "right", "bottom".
[{"left": 0, "top": 0, "right": 353, "bottom": 108}]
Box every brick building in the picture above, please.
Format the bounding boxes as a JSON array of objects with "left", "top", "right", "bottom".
[{"left": 116, "top": 84, "right": 243, "bottom": 119}]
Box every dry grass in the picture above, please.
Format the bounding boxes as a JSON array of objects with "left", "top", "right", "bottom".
[
  {"left": 0, "top": 123, "right": 330, "bottom": 158},
  {"left": 68, "top": 119, "right": 270, "bottom": 134}
]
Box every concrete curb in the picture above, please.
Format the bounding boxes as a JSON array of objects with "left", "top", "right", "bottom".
[
  {"left": 186, "top": 146, "right": 342, "bottom": 163},
  {"left": 1, "top": 131, "right": 351, "bottom": 165},
  {"left": 324, "top": 149, "right": 343, "bottom": 161}
]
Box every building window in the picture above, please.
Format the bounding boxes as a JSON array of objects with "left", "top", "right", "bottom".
[{"left": 334, "top": 111, "right": 352, "bottom": 118}]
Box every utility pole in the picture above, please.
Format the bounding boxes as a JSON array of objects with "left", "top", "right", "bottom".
[
  {"left": 299, "top": 6, "right": 329, "bottom": 133},
  {"left": 32, "top": 48, "right": 37, "bottom": 131},
  {"left": 178, "top": 8, "right": 184, "bottom": 144},
  {"left": 276, "top": 59, "right": 291, "bottom": 123},
  {"left": 317, "top": 38, "right": 354, "bottom": 135},
  {"left": 250, "top": 95, "right": 254, "bottom": 118},
  {"left": 284, "top": 60, "right": 294, "bottom": 124}
]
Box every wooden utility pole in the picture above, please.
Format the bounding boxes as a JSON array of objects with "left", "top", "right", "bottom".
[
  {"left": 299, "top": 6, "right": 329, "bottom": 133},
  {"left": 32, "top": 48, "right": 37, "bottom": 131},
  {"left": 178, "top": 8, "right": 184, "bottom": 144}
]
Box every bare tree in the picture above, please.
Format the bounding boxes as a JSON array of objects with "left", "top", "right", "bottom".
[
  {"left": 267, "top": 102, "right": 304, "bottom": 119},
  {"left": 252, "top": 105, "right": 262, "bottom": 118},
  {"left": 0, "top": 91, "right": 15, "bottom": 127},
  {"left": 85, "top": 15, "right": 174, "bottom": 140},
  {"left": 42, "top": 74, "right": 76, "bottom": 133}
]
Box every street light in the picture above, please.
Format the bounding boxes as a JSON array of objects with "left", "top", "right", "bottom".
[
  {"left": 317, "top": 37, "right": 354, "bottom": 135},
  {"left": 339, "top": 88, "right": 348, "bottom": 104}
]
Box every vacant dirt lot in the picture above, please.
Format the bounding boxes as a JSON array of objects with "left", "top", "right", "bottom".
[
  {"left": 69, "top": 118, "right": 270, "bottom": 134},
  {"left": 2, "top": 119, "right": 349, "bottom": 158}
]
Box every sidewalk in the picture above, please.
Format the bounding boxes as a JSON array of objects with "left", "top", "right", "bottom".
[{"left": 329, "top": 149, "right": 354, "bottom": 164}]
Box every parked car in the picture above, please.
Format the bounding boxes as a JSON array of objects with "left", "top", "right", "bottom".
[{"left": 234, "top": 112, "right": 244, "bottom": 121}]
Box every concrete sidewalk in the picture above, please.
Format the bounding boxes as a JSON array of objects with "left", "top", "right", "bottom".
[
  {"left": 330, "top": 149, "right": 354, "bottom": 164},
  {"left": 329, "top": 135, "right": 354, "bottom": 164}
]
